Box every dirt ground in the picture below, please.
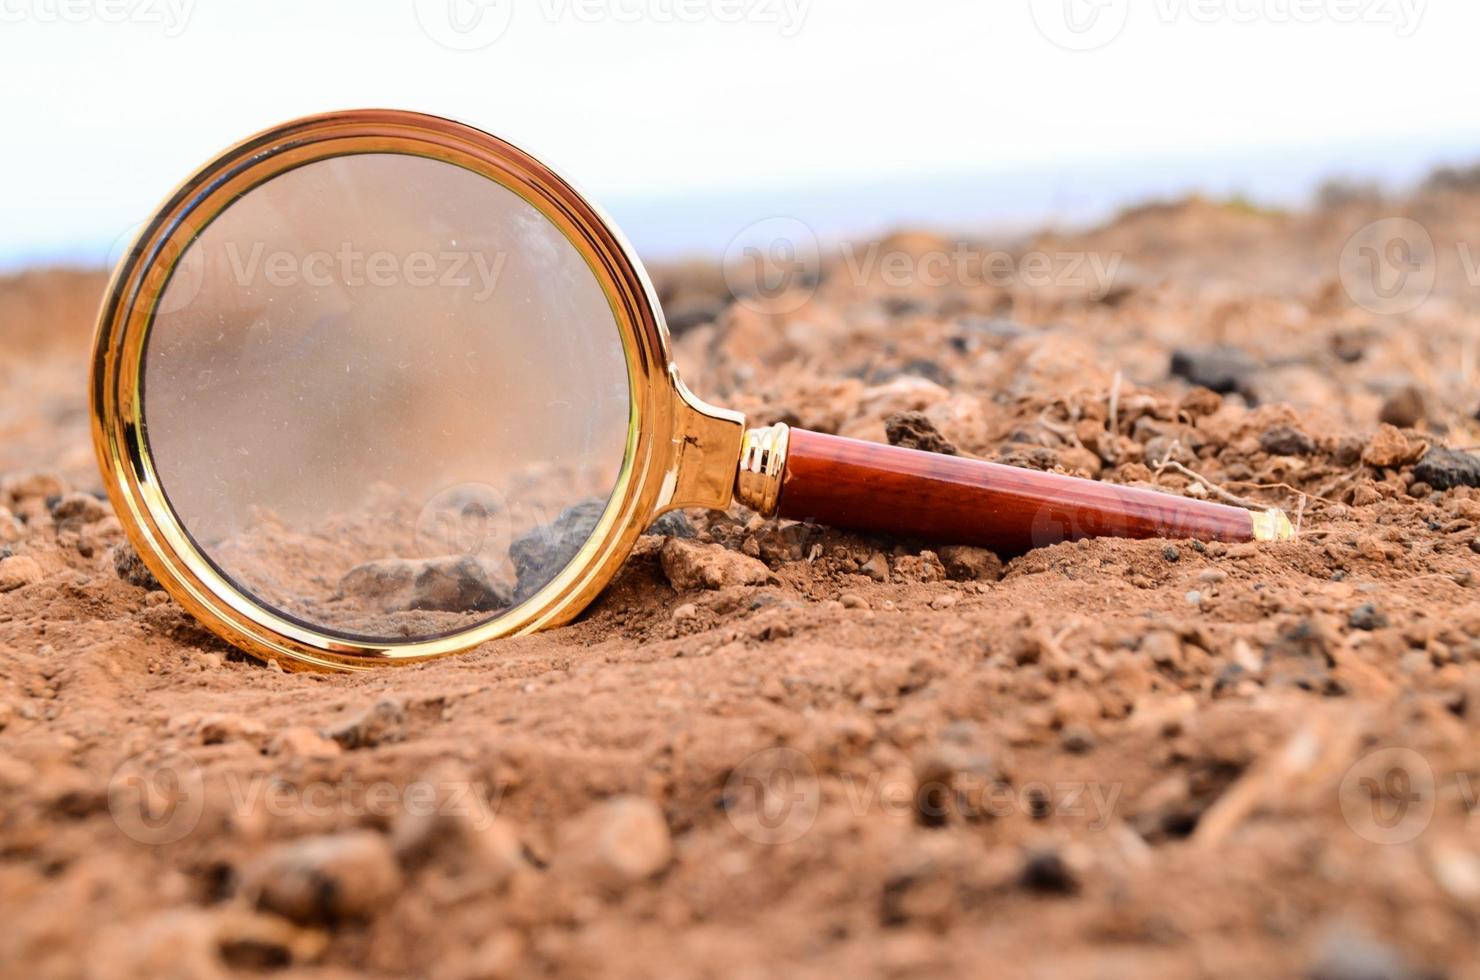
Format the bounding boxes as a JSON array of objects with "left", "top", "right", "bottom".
[{"left": 3, "top": 180, "right": 1480, "bottom": 979}]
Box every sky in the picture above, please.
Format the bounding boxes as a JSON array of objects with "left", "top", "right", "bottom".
[{"left": 1, "top": 0, "right": 1477, "bottom": 268}]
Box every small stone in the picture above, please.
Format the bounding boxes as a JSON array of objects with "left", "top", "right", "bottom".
[
  {"left": 1259, "top": 425, "right": 1318, "bottom": 456},
  {"left": 1162, "top": 545, "right": 1180, "bottom": 563},
  {"left": 672, "top": 602, "right": 699, "bottom": 621},
  {"left": 1348, "top": 603, "right": 1388, "bottom": 632},
  {"left": 1020, "top": 849, "right": 1079, "bottom": 895},
  {"left": 1378, "top": 385, "right": 1426, "bottom": 428},
  {"left": 337, "top": 556, "right": 510, "bottom": 614},
  {"left": 244, "top": 831, "right": 401, "bottom": 924},
  {"left": 323, "top": 697, "right": 407, "bottom": 750},
  {"left": 839, "top": 593, "right": 869, "bottom": 609},
  {"left": 1169, "top": 346, "right": 1258, "bottom": 397},
  {"left": 884, "top": 411, "right": 958, "bottom": 455},
  {"left": 1308, "top": 926, "right": 1423, "bottom": 980},
  {"left": 1406, "top": 481, "right": 1432, "bottom": 499},
  {"left": 1185, "top": 590, "right": 1203, "bottom": 605},
  {"left": 1197, "top": 568, "right": 1228, "bottom": 584},
  {"left": 0, "top": 555, "right": 43, "bottom": 592},
  {"left": 556, "top": 796, "right": 672, "bottom": 891},
  {"left": 1361, "top": 424, "right": 1424, "bottom": 469},
  {"left": 1413, "top": 448, "right": 1480, "bottom": 491},
  {"left": 660, "top": 538, "right": 771, "bottom": 591},
  {"left": 111, "top": 543, "right": 162, "bottom": 591},
  {"left": 646, "top": 510, "right": 695, "bottom": 539},
  {"left": 929, "top": 593, "right": 959, "bottom": 610},
  {"left": 860, "top": 552, "right": 891, "bottom": 583},
  {"left": 937, "top": 545, "right": 1004, "bottom": 582}
]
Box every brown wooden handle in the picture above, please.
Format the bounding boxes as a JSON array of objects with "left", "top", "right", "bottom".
[{"left": 775, "top": 428, "right": 1262, "bottom": 554}]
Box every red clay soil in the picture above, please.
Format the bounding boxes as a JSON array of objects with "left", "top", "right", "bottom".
[{"left": 2, "top": 188, "right": 1480, "bottom": 979}]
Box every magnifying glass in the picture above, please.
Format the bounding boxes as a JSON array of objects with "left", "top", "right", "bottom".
[{"left": 92, "top": 110, "right": 1293, "bottom": 671}]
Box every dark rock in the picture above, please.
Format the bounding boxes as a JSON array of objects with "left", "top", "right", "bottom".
[
  {"left": 994, "top": 445, "right": 1060, "bottom": 472},
  {"left": 112, "top": 543, "right": 162, "bottom": 591},
  {"left": 937, "top": 545, "right": 1004, "bottom": 582},
  {"left": 1260, "top": 425, "right": 1318, "bottom": 456},
  {"left": 1020, "top": 850, "right": 1079, "bottom": 895},
  {"left": 1413, "top": 449, "right": 1480, "bottom": 491},
  {"left": 646, "top": 511, "right": 695, "bottom": 539},
  {"left": 884, "top": 411, "right": 958, "bottom": 456},
  {"left": 1169, "top": 346, "right": 1259, "bottom": 398},
  {"left": 509, "top": 498, "right": 606, "bottom": 601},
  {"left": 1378, "top": 385, "right": 1426, "bottom": 428},
  {"left": 1162, "top": 545, "right": 1181, "bottom": 563},
  {"left": 1348, "top": 603, "right": 1388, "bottom": 631}
]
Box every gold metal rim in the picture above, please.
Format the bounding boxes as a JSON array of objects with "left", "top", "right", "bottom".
[{"left": 91, "top": 109, "right": 737, "bottom": 671}]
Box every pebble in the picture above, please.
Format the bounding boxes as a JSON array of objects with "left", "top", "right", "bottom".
[
  {"left": 1413, "top": 448, "right": 1480, "bottom": 490},
  {"left": 323, "top": 697, "right": 407, "bottom": 750},
  {"left": 1141, "top": 630, "right": 1183, "bottom": 667},
  {"left": 859, "top": 552, "right": 891, "bottom": 583},
  {"left": 1197, "top": 568, "right": 1228, "bottom": 584},
  {"left": 1184, "top": 590, "right": 1203, "bottom": 606},
  {"left": 883, "top": 411, "right": 958, "bottom": 455},
  {"left": 337, "top": 556, "right": 510, "bottom": 614},
  {"left": 839, "top": 593, "right": 870, "bottom": 609},
  {"left": 1169, "top": 346, "right": 1258, "bottom": 397},
  {"left": 1259, "top": 425, "right": 1318, "bottom": 456},
  {"left": 1019, "top": 849, "right": 1079, "bottom": 895},
  {"left": 0, "top": 555, "right": 43, "bottom": 592},
  {"left": 1348, "top": 603, "right": 1388, "bottom": 632},
  {"left": 660, "top": 538, "right": 771, "bottom": 591},
  {"left": 556, "top": 796, "right": 672, "bottom": 891},
  {"left": 929, "top": 593, "right": 959, "bottom": 610},
  {"left": 672, "top": 602, "right": 699, "bottom": 621},
  {"left": 1308, "top": 927, "right": 1423, "bottom": 980},
  {"left": 1378, "top": 385, "right": 1426, "bottom": 428},
  {"left": 111, "top": 543, "right": 162, "bottom": 591},
  {"left": 49, "top": 491, "right": 109, "bottom": 530},
  {"left": 1162, "top": 544, "right": 1180, "bottom": 562},
  {"left": 244, "top": 831, "right": 402, "bottom": 924}
]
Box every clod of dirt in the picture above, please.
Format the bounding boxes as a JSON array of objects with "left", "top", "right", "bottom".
[
  {"left": 323, "top": 697, "right": 407, "bottom": 750},
  {"left": 336, "top": 556, "right": 510, "bottom": 614},
  {"left": 49, "top": 490, "right": 109, "bottom": 531},
  {"left": 660, "top": 538, "right": 770, "bottom": 591},
  {"left": 1361, "top": 425, "right": 1425, "bottom": 468},
  {"left": 1259, "top": 425, "right": 1318, "bottom": 456},
  {"left": 1378, "top": 385, "right": 1427, "bottom": 428},
  {"left": 936, "top": 545, "right": 1004, "bottom": 581},
  {"left": 1413, "top": 448, "right": 1480, "bottom": 490},
  {"left": 884, "top": 411, "right": 959, "bottom": 455},
  {"left": 111, "top": 543, "right": 162, "bottom": 591},
  {"left": 0, "top": 554, "right": 43, "bottom": 592},
  {"left": 0, "top": 470, "right": 64, "bottom": 504},
  {"left": 555, "top": 796, "right": 672, "bottom": 891},
  {"left": 1169, "top": 346, "right": 1259, "bottom": 398},
  {"left": 393, "top": 808, "right": 525, "bottom": 885},
  {"left": 243, "top": 831, "right": 402, "bottom": 925}
]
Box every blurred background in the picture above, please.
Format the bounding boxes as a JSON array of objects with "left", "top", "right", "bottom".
[{"left": 1, "top": 0, "right": 1475, "bottom": 269}]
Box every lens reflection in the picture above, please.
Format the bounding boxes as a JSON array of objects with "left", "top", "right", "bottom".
[{"left": 143, "top": 153, "right": 630, "bottom": 642}]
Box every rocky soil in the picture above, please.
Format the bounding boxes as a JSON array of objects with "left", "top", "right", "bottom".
[{"left": 2, "top": 183, "right": 1480, "bottom": 978}]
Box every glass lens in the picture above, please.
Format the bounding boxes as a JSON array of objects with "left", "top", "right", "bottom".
[{"left": 143, "top": 153, "right": 631, "bottom": 642}]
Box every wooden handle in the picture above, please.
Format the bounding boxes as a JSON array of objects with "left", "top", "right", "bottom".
[{"left": 774, "top": 428, "right": 1272, "bottom": 553}]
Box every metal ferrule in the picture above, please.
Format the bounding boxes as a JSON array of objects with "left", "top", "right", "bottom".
[{"left": 734, "top": 424, "right": 790, "bottom": 517}]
